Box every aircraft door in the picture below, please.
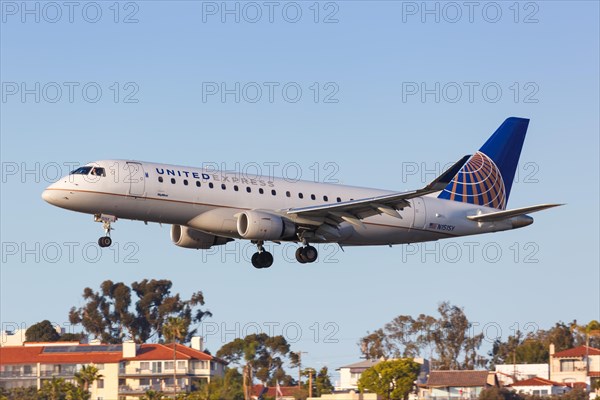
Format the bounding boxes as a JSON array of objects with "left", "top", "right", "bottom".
[
  {"left": 412, "top": 197, "right": 426, "bottom": 230},
  {"left": 126, "top": 162, "right": 146, "bottom": 198}
]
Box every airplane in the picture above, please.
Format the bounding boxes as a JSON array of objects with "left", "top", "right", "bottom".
[{"left": 42, "top": 117, "right": 562, "bottom": 269}]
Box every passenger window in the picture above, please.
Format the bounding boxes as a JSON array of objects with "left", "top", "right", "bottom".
[
  {"left": 271, "top": 190, "right": 276, "bottom": 196},
  {"left": 311, "top": 194, "right": 316, "bottom": 200},
  {"left": 183, "top": 179, "right": 188, "bottom": 186},
  {"left": 286, "top": 191, "right": 291, "bottom": 198},
  {"left": 337, "top": 197, "right": 341, "bottom": 202},
  {"left": 196, "top": 181, "right": 201, "bottom": 187},
  {"left": 221, "top": 184, "right": 226, "bottom": 190},
  {"left": 246, "top": 187, "right": 251, "bottom": 193},
  {"left": 298, "top": 193, "right": 304, "bottom": 199},
  {"left": 323, "top": 195, "right": 328, "bottom": 201},
  {"left": 234, "top": 185, "right": 239, "bottom": 191},
  {"left": 209, "top": 183, "right": 214, "bottom": 189},
  {"left": 259, "top": 188, "right": 264, "bottom": 194},
  {"left": 158, "top": 177, "right": 163, "bottom": 183},
  {"left": 171, "top": 178, "right": 176, "bottom": 184}
]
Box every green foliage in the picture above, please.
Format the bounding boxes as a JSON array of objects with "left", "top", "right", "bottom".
[
  {"left": 313, "top": 367, "right": 334, "bottom": 396},
  {"left": 38, "top": 377, "right": 90, "bottom": 400},
  {"left": 141, "top": 389, "right": 164, "bottom": 400},
  {"left": 479, "top": 387, "right": 522, "bottom": 400},
  {"left": 357, "top": 358, "right": 421, "bottom": 400},
  {"left": 488, "top": 320, "right": 600, "bottom": 367},
  {"left": 73, "top": 365, "right": 102, "bottom": 393},
  {"left": 195, "top": 368, "right": 245, "bottom": 400},
  {"left": 216, "top": 333, "right": 296, "bottom": 385},
  {"left": 360, "top": 301, "right": 485, "bottom": 370},
  {"left": 68, "top": 279, "right": 211, "bottom": 343},
  {"left": 0, "top": 386, "right": 38, "bottom": 400},
  {"left": 25, "top": 320, "right": 60, "bottom": 342}
]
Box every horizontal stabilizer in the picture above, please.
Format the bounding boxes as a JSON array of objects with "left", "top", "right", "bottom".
[{"left": 467, "top": 203, "right": 563, "bottom": 222}]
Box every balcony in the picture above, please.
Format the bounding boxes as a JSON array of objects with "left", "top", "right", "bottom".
[
  {"left": 0, "top": 371, "right": 37, "bottom": 379},
  {"left": 118, "top": 384, "right": 187, "bottom": 395},
  {"left": 119, "top": 368, "right": 189, "bottom": 377}
]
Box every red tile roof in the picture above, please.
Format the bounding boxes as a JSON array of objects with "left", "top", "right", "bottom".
[
  {"left": 511, "top": 377, "right": 566, "bottom": 387},
  {"left": 425, "top": 371, "right": 494, "bottom": 388},
  {"left": 552, "top": 346, "right": 600, "bottom": 358},
  {"left": 588, "top": 371, "right": 600, "bottom": 377},
  {"left": 0, "top": 343, "right": 224, "bottom": 365},
  {"left": 251, "top": 384, "right": 299, "bottom": 397}
]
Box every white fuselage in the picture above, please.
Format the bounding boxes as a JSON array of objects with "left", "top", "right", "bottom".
[{"left": 42, "top": 160, "right": 525, "bottom": 246}]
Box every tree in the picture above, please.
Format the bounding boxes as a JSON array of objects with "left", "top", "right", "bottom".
[
  {"left": 141, "top": 389, "right": 164, "bottom": 400},
  {"left": 69, "top": 279, "right": 212, "bottom": 343},
  {"left": 195, "top": 368, "right": 245, "bottom": 400},
  {"left": 360, "top": 302, "right": 484, "bottom": 369},
  {"left": 478, "top": 387, "right": 522, "bottom": 400},
  {"left": 358, "top": 359, "right": 421, "bottom": 400},
  {"left": 314, "top": 367, "right": 334, "bottom": 396},
  {"left": 38, "top": 377, "right": 88, "bottom": 400},
  {"left": 74, "top": 365, "right": 103, "bottom": 393},
  {"left": 216, "top": 333, "right": 298, "bottom": 394},
  {"left": 25, "top": 320, "right": 60, "bottom": 342},
  {"left": 163, "top": 316, "right": 187, "bottom": 392}
]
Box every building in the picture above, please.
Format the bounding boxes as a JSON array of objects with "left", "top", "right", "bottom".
[
  {"left": 549, "top": 344, "right": 600, "bottom": 389},
  {"left": 495, "top": 363, "right": 549, "bottom": 386},
  {"left": 0, "top": 337, "right": 226, "bottom": 399},
  {"left": 509, "top": 377, "right": 570, "bottom": 396},
  {"left": 336, "top": 358, "right": 429, "bottom": 392},
  {"left": 419, "top": 370, "right": 498, "bottom": 400}
]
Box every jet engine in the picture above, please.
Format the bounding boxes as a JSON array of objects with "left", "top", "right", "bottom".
[
  {"left": 170, "top": 225, "right": 232, "bottom": 249},
  {"left": 236, "top": 210, "right": 296, "bottom": 240}
]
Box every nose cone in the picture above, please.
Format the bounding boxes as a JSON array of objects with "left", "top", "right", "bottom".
[{"left": 42, "top": 188, "right": 55, "bottom": 204}]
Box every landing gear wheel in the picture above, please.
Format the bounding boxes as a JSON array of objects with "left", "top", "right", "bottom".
[
  {"left": 303, "top": 245, "right": 318, "bottom": 263},
  {"left": 295, "top": 245, "right": 318, "bottom": 264},
  {"left": 252, "top": 251, "right": 274, "bottom": 269},
  {"left": 98, "top": 236, "right": 112, "bottom": 248},
  {"left": 295, "top": 247, "right": 308, "bottom": 264}
]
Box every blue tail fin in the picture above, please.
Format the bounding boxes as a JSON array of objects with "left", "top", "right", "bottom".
[{"left": 437, "top": 117, "right": 529, "bottom": 210}]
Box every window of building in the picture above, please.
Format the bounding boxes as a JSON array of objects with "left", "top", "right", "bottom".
[
  {"left": 139, "top": 362, "right": 150, "bottom": 371},
  {"left": 259, "top": 188, "right": 264, "bottom": 194},
  {"left": 170, "top": 178, "right": 176, "bottom": 184},
  {"left": 158, "top": 176, "right": 163, "bottom": 183},
  {"left": 165, "top": 361, "right": 174, "bottom": 371},
  {"left": 286, "top": 191, "right": 291, "bottom": 197},
  {"left": 97, "top": 379, "right": 104, "bottom": 389},
  {"left": 560, "top": 360, "right": 575, "bottom": 372},
  {"left": 140, "top": 378, "right": 150, "bottom": 386},
  {"left": 196, "top": 181, "right": 201, "bottom": 187},
  {"left": 310, "top": 194, "right": 316, "bottom": 200},
  {"left": 96, "top": 364, "right": 104, "bottom": 370},
  {"left": 234, "top": 185, "right": 239, "bottom": 191},
  {"left": 183, "top": 179, "right": 188, "bottom": 186},
  {"left": 177, "top": 361, "right": 186, "bottom": 370},
  {"left": 209, "top": 182, "right": 214, "bottom": 189},
  {"left": 323, "top": 195, "right": 328, "bottom": 201}
]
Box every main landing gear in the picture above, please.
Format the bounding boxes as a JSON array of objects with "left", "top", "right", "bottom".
[
  {"left": 251, "top": 241, "right": 274, "bottom": 269},
  {"left": 95, "top": 214, "right": 116, "bottom": 248},
  {"left": 295, "top": 242, "right": 318, "bottom": 264}
]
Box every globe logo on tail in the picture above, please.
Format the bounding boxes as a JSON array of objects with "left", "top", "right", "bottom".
[{"left": 438, "top": 151, "right": 507, "bottom": 210}]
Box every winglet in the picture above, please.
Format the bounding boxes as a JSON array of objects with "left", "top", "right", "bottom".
[{"left": 425, "top": 155, "right": 471, "bottom": 192}]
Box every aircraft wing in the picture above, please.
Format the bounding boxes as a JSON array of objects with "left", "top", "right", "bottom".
[
  {"left": 466, "top": 203, "right": 563, "bottom": 222},
  {"left": 285, "top": 155, "right": 470, "bottom": 229}
]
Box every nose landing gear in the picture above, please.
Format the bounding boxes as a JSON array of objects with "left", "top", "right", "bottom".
[{"left": 95, "top": 214, "right": 117, "bottom": 248}]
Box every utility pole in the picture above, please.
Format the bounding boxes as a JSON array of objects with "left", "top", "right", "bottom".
[
  {"left": 297, "top": 351, "right": 308, "bottom": 388},
  {"left": 308, "top": 368, "right": 314, "bottom": 398}
]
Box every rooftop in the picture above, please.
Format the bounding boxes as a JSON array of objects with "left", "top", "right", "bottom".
[{"left": 424, "top": 370, "right": 494, "bottom": 388}]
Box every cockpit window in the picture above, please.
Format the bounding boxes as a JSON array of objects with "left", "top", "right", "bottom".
[
  {"left": 70, "top": 167, "right": 93, "bottom": 175},
  {"left": 90, "top": 167, "right": 105, "bottom": 177}
]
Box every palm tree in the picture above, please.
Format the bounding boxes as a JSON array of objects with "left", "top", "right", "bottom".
[
  {"left": 39, "top": 377, "right": 67, "bottom": 400},
  {"left": 162, "top": 317, "right": 188, "bottom": 393},
  {"left": 74, "top": 364, "right": 103, "bottom": 393}
]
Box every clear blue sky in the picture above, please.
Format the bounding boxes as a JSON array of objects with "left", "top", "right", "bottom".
[{"left": 1, "top": 0, "right": 598, "bottom": 382}]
